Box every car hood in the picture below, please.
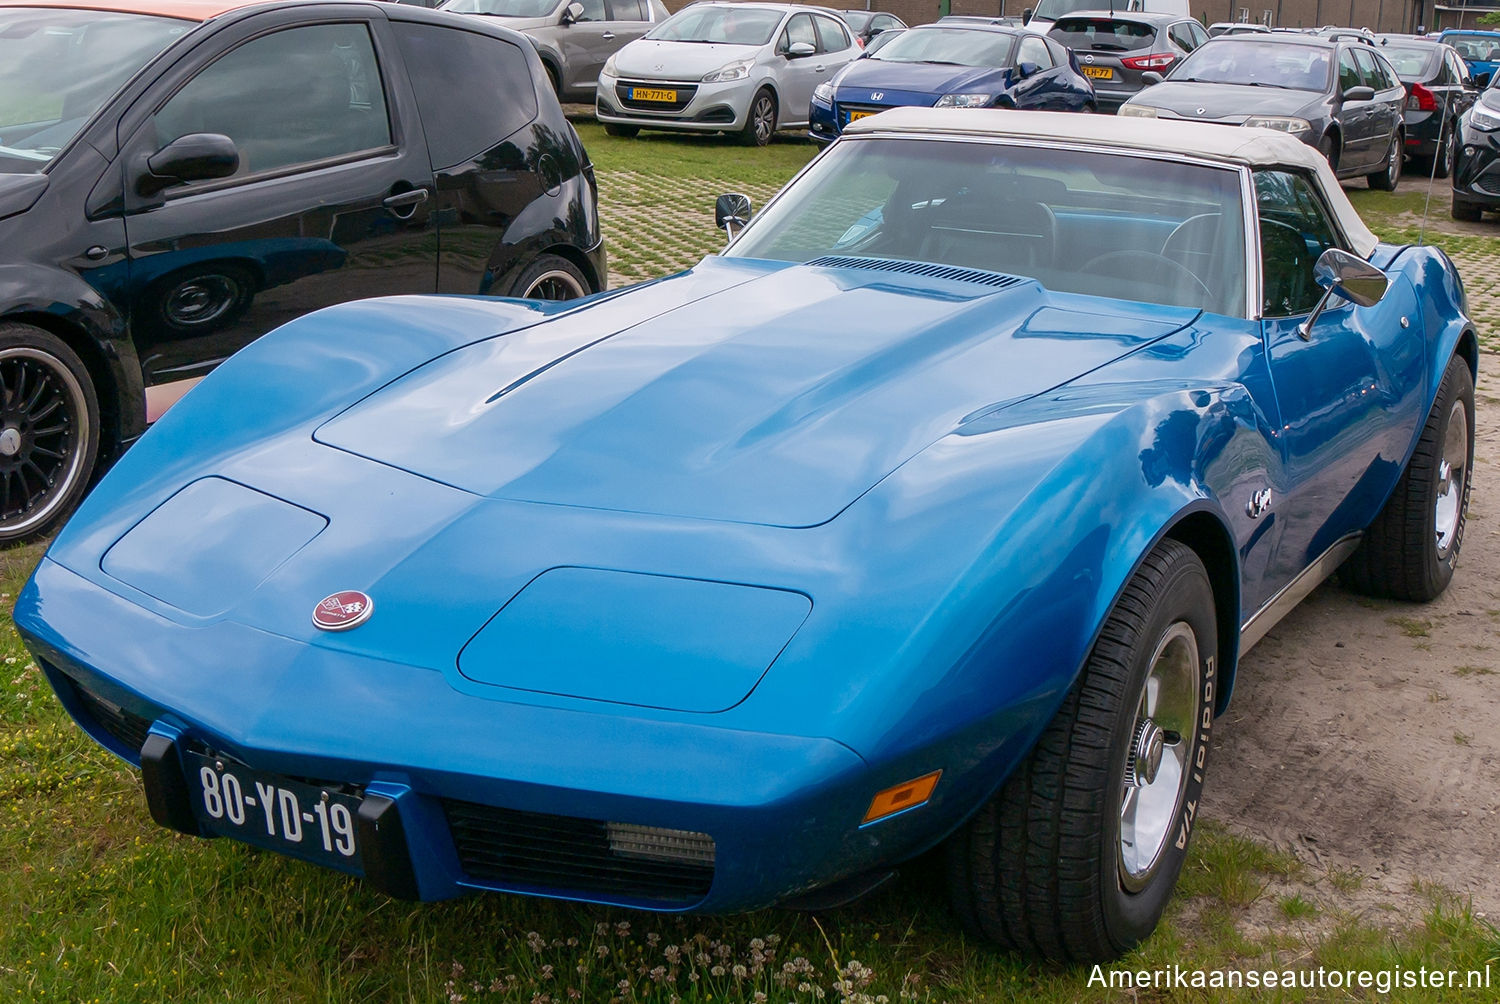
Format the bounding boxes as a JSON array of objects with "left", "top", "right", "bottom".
[
  {"left": 835, "top": 59, "right": 1011, "bottom": 98},
  {"left": 0, "top": 173, "right": 47, "bottom": 222},
  {"left": 315, "top": 257, "right": 1198, "bottom": 528},
  {"left": 1137, "top": 81, "right": 1324, "bottom": 122},
  {"left": 611, "top": 39, "right": 763, "bottom": 79}
]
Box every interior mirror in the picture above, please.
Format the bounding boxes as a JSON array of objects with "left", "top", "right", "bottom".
[
  {"left": 139, "top": 133, "right": 239, "bottom": 196},
  {"left": 562, "top": 1, "right": 584, "bottom": 24},
  {"left": 1141, "top": 70, "right": 1164, "bottom": 85},
  {"left": 1297, "top": 248, "right": 1388, "bottom": 340},
  {"left": 715, "top": 192, "right": 752, "bottom": 239},
  {"left": 786, "top": 41, "right": 815, "bottom": 58},
  {"left": 1343, "top": 85, "right": 1376, "bottom": 101},
  {"left": 1022, "top": 7, "right": 1033, "bottom": 23}
]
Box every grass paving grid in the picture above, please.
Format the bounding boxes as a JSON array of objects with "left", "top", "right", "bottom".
[{"left": 4, "top": 131, "right": 1500, "bottom": 1001}]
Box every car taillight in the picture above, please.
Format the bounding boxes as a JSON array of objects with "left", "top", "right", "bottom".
[
  {"left": 1406, "top": 82, "right": 1437, "bottom": 111},
  {"left": 1121, "top": 52, "right": 1176, "bottom": 71},
  {"left": 856, "top": 36, "right": 866, "bottom": 48}
]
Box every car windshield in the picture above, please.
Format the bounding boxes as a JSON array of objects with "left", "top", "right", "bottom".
[
  {"left": 1445, "top": 34, "right": 1500, "bottom": 61},
  {"left": 646, "top": 6, "right": 784, "bottom": 45},
  {"left": 1031, "top": 0, "right": 1106, "bottom": 21},
  {"left": 1170, "top": 40, "right": 1331, "bottom": 91},
  {"left": 726, "top": 136, "right": 1247, "bottom": 316},
  {"left": 1050, "top": 18, "right": 1157, "bottom": 52},
  {"left": 870, "top": 28, "right": 1014, "bottom": 67},
  {"left": 0, "top": 9, "right": 189, "bottom": 174},
  {"left": 842, "top": 11, "right": 872, "bottom": 30},
  {"left": 441, "top": 0, "right": 561, "bottom": 16},
  {"left": 1380, "top": 45, "right": 1438, "bottom": 79}
]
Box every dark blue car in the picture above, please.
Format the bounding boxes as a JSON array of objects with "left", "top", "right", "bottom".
[{"left": 809, "top": 24, "right": 1094, "bottom": 142}]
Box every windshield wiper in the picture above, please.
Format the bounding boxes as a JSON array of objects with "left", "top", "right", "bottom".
[{"left": 918, "top": 59, "right": 967, "bottom": 65}]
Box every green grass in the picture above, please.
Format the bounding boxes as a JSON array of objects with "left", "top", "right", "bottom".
[{"left": 573, "top": 118, "right": 819, "bottom": 189}]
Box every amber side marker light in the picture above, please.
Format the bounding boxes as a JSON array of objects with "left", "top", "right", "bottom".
[{"left": 862, "top": 770, "right": 942, "bottom": 824}]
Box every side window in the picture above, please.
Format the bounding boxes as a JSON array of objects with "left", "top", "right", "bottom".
[
  {"left": 872, "top": 15, "right": 899, "bottom": 31},
  {"left": 814, "top": 15, "right": 848, "bottom": 53},
  {"left": 1254, "top": 170, "right": 1343, "bottom": 317},
  {"left": 1018, "top": 34, "right": 1052, "bottom": 68},
  {"left": 1189, "top": 21, "right": 1209, "bottom": 47},
  {"left": 574, "top": 0, "right": 605, "bottom": 22},
  {"left": 392, "top": 24, "right": 537, "bottom": 170},
  {"left": 1352, "top": 47, "right": 1382, "bottom": 89},
  {"left": 607, "top": 0, "right": 646, "bottom": 21},
  {"left": 781, "top": 13, "right": 816, "bottom": 52},
  {"left": 1168, "top": 23, "right": 1196, "bottom": 52},
  {"left": 154, "top": 23, "right": 390, "bottom": 180},
  {"left": 1337, "top": 48, "right": 1361, "bottom": 92}
]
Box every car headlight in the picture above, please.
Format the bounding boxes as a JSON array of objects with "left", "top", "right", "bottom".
[
  {"left": 1469, "top": 106, "right": 1500, "bottom": 131},
  {"left": 934, "top": 93, "right": 993, "bottom": 108},
  {"left": 1243, "top": 115, "right": 1312, "bottom": 134},
  {"left": 813, "top": 82, "right": 835, "bottom": 106},
  {"left": 603, "top": 53, "right": 618, "bottom": 77},
  {"left": 1119, "top": 104, "right": 1158, "bottom": 118},
  {"left": 702, "top": 58, "right": 754, "bottom": 83}
]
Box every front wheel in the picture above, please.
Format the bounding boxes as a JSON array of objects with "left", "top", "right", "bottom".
[
  {"left": 506, "top": 254, "right": 590, "bottom": 301},
  {"left": 1319, "top": 134, "right": 1340, "bottom": 173},
  {"left": 1451, "top": 196, "right": 1483, "bottom": 222},
  {"left": 1368, "top": 133, "right": 1402, "bottom": 191},
  {"left": 603, "top": 123, "right": 639, "bottom": 138},
  {"left": 0, "top": 323, "right": 102, "bottom": 543},
  {"left": 1432, "top": 124, "right": 1456, "bottom": 180},
  {"left": 738, "top": 88, "right": 777, "bottom": 147},
  {"left": 946, "top": 538, "right": 1216, "bottom": 962}
]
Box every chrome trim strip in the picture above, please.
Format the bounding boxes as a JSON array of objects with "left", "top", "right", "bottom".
[
  {"left": 1239, "top": 164, "right": 1262, "bottom": 321},
  {"left": 1239, "top": 533, "right": 1362, "bottom": 654}
]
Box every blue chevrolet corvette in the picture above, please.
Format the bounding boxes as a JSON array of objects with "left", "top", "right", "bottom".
[
  {"left": 17, "top": 109, "right": 1476, "bottom": 963},
  {"left": 808, "top": 23, "right": 1094, "bottom": 143}
]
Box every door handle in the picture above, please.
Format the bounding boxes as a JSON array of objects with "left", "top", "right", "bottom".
[
  {"left": 814, "top": 64, "right": 826, "bottom": 72},
  {"left": 383, "top": 188, "right": 429, "bottom": 219},
  {"left": 601, "top": 31, "right": 615, "bottom": 39}
]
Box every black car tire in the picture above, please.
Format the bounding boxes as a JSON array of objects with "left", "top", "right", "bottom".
[
  {"left": 946, "top": 538, "right": 1215, "bottom": 963},
  {"left": 543, "top": 62, "right": 562, "bottom": 97},
  {"left": 1319, "top": 133, "right": 1340, "bottom": 173},
  {"left": 1368, "top": 132, "right": 1401, "bottom": 191},
  {"left": 603, "top": 123, "right": 639, "bottom": 138},
  {"left": 507, "top": 254, "right": 590, "bottom": 301},
  {"left": 738, "top": 88, "right": 777, "bottom": 147},
  {"left": 1432, "top": 124, "right": 1456, "bottom": 180},
  {"left": 1451, "top": 195, "right": 1483, "bottom": 222},
  {"left": 0, "top": 323, "right": 102, "bottom": 544},
  {"left": 1342, "top": 353, "right": 1474, "bottom": 602},
  {"left": 147, "top": 263, "right": 258, "bottom": 338}
]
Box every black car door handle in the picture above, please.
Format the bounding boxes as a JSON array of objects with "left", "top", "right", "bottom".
[{"left": 383, "top": 189, "right": 429, "bottom": 215}]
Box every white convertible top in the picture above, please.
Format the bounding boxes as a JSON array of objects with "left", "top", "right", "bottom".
[{"left": 843, "top": 108, "right": 1379, "bottom": 256}]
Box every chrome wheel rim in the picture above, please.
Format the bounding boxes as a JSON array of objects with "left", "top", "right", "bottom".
[
  {"left": 1118, "top": 621, "right": 1200, "bottom": 892},
  {"left": 1435, "top": 396, "right": 1468, "bottom": 558},
  {"left": 522, "top": 268, "right": 586, "bottom": 301},
  {"left": 164, "top": 274, "right": 243, "bottom": 328},
  {"left": 0, "top": 347, "right": 88, "bottom": 535},
  {"left": 1387, "top": 138, "right": 1400, "bottom": 185},
  {"left": 752, "top": 95, "right": 773, "bottom": 144},
  {"left": 1440, "top": 131, "right": 1455, "bottom": 175}
]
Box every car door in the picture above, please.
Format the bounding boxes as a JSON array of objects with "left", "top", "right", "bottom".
[
  {"left": 775, "top": 13, "right": 822, "bottom": 125},
  {"left": 556, "top": 0, "right": 611, "bottom": 94},
  {"left": 117, "top": 13, "right": 436, "bottom": 390},
  {"left": 1333, "top": 45, "right": 1376, "bottom": 170},
  {"left": 601, "top": 0, "right": 652, "bottom": 66},
  {"left": 1355, "top": 47, "right": 1404, "bottom": 165},
  {"left": 1253, "top": 169, "right": 1424, "bottom": 590},
  {"left": 1012, "top": 33, "right": 1068, "bottom": 110},
  {"left": 1446, "top": 49, "right": 1479, "bottom": 120}
]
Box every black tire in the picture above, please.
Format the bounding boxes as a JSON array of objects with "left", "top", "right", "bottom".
[
  {"left": 1319, "top": 133, "right": 1340, "bottom": 174},
  {"left": 946, "top": 538, "right": 1217, "bottom": 963},
  {"left": 1451, "top": 196, "right": 1483, "bottom": 222},
  {"left": 1432, "top": 124, "right": 1456, "bottom": 180},
  {"left": 738, "top": 88, "right": 777, "bottom": 147},
  {"left": 543, "top": 62, "right": 562, "bottom": 98},
  {"left": 1368, "top": 132, "right": 1401, "bottom": 191},
  {"left": 147, "top": 262, "right": 257, "bottom": 338},
  {"left": 603, "top": 123, "right": 639, "bottom": 138},
  {"left": 0, "top": 323, "right": 102, "bottom": 544},
  {"left": 1342, "top": 354, "right": 1474, "bottom": 602},
  {"left": 506, "top": 254, "right": 590, "bottom": 301}
]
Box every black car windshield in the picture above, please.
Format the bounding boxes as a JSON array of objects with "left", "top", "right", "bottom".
[
  {"left": 646, "top": 6, "right": 783, "bottom": 45},
  {"left": 0, "top": 9, "right": 189, "bottom": 174},
  {"left": 1379, "top": 45, "right": 1439, "bottom": 80},
  {"left": 726, "top": 137, "right": 1247, "bottom": 317},
  {"left": 441, "top": 0, "right": 561, "bottom": 16},
  {"left": 871, "top": 28, "right": 1014, "bottom": 67},
  {"left": 1170, "top": 40, "right": 1332, "bottom": 91}
]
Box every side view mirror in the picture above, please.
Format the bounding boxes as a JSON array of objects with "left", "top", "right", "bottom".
[
  {"left": 1141, "top": 70, "right": 1164, "bottom": 85},
  {"left": 1297, "top": 248, "right": 1388, "bottom": 340},
  {"left": 139, "top": 132, "right": 239, "bottom": 196},
  {"left": 715, "top": 192, "right": 752, "bottom": 239},
  {"left": 1017, "top": 61, "right": 1041, "bottom": 79},
  {"left": 785, "top": 41, "right": 815, "bottom": 58},
  {"left": 561, "top": 1, "right": 584, "bottom": 25},
  {"left": 1343, "top": 85, "right": 1376, "bottom": 101},
  {"left": 1022, "top": 7, "right": 1033, "bottom": 24},
  {"left": 1477, "top": 71, "right": 1492, "bottom": 88}
]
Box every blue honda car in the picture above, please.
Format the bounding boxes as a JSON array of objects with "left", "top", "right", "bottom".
[{"left": 809, "top": 23, "right": 1094, "bottom": 143}]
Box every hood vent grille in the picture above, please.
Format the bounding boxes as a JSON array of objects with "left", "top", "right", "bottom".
[{"left": 806, "top": 256, "right": 1026, "bottom": 289}]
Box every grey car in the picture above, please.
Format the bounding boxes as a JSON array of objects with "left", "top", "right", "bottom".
[
  {"left": 1120, "top": 35, "right": 1407, "bottom": 189},
  {"left": 441, "top": 0, "right": 668, "bottom": 101},
  {"left": 596, "top": 2, "right": 860, "bottom": 145},
  {"left": 1046, "top": 10, "right": 1208, "bottom": 113}
]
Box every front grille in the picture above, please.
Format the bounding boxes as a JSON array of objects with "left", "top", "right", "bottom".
[
  {"left": 445, "top": 799, "right": 715, "bottom": 905},
  {"left": 616, "top": 80, "right": 698, "bottom": 113},
  {"left": 807, "top": 255, "right": 1027, "bottom": 289},
  {"left": 71, "top": 679, "right": 152, "bottom": 754}
]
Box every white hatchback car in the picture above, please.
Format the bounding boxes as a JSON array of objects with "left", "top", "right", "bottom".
[{"left": 596, "top": 1, "right": 859, "bottom": 145}]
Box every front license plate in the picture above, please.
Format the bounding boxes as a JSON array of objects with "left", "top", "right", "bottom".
[
  {"left": 186, "top": 751, "right": 363, "bottom": 869},
  {"left": 1082, "top": 66, "right": 1113, "bottom": 79},
  {"left": 630, "top": 87, "right": 677, "bottom": 103}
]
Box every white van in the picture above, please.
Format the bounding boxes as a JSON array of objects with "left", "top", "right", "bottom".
[{"left": 1025, "top": 0, "right": 1190, "bottom": 28}]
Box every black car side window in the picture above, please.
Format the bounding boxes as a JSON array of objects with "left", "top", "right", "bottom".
[
  {"left": 1337, "top": 47, "right": 1361, "bottom": 93},
  {"left": 1254, "top": 170, "right": 1342, "bottom": 318},
  {"left": 1352, "top": 47, "right": 1384, "bottom": 90},
  {"left": 392, "top": 24, "right": 537, "bottom": 171},
  {"left": 154, "top": 23, "right": 390, "bottom": 180}
]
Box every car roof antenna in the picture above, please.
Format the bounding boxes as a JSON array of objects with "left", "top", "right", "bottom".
[{"left": 1417, "top": 111, "right": 1448, "bottom": 247}]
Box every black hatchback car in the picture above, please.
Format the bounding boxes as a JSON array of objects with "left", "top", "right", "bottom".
[
  {"left": 1453, "top": 75, "right": 1500, "bottom": 220},
  {"left": 0, "top": 0, "right": 606, "bottom": 542},
  {"left": 1378, "top": 38, "right": 1479, "bottom": 178}
]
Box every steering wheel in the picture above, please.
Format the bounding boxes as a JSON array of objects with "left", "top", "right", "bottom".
[
  {"left": 1161, "top": 213, "right": 1224, "bottom": 264},
  {"left": 1078, "top": 250, "right": 1213, "bottom": 306}
]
